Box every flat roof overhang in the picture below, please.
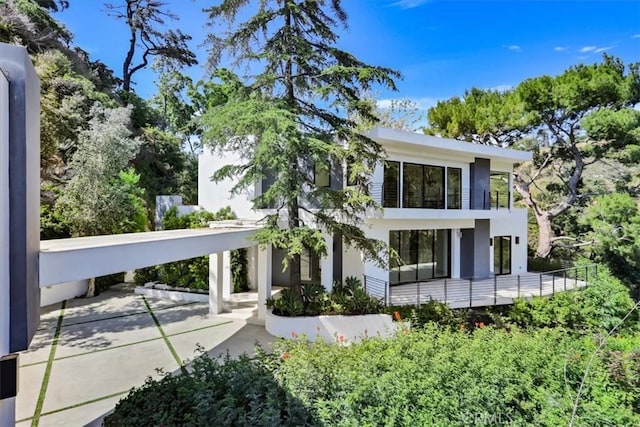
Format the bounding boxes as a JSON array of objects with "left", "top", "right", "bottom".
[
  {"left": 366, "top": 127, "right": 533, "bottom": 163},
  {"left": 39, "top": 227, "right": 260, "bottom": 287}
]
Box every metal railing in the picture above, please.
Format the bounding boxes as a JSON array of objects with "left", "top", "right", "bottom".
[
  {"left": 364, "top": 264, "right": 599, "bottom": 309},
  {"left": 370, "top": 183, "right": 510, "bottom": 211}
]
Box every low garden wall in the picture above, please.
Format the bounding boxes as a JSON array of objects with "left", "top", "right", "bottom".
[{"left": 265, "top": 310, "right": 397, "bottom": 344}]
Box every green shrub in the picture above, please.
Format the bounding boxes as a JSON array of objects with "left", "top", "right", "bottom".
[
  {"left": 133, "top": 206, "right": 248, "bottom": 292},
  {"left": 266, "top": 277, "right": 383, "bottom": 317},
  {"left": 95, "top": 272, "right": 125, "bottom": 294},
  {"left": 506, "top": 266, "right": 638, "bottom": 333},
  {"left": 108, "top": 328, "right": 640, "bottom": 426},
  {"left": 104, "top": 349, "right": 319, "bottom": 426}
]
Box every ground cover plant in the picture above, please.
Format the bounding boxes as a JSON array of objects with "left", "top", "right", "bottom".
[
  {"left": 266, "top": 276, "right": 384, "bottom": 317},
  {"left": 106, "top": 267, "right": 640, "bottom": 426}
]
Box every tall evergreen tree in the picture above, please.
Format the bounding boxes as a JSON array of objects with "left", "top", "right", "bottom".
[
  {"left": 202, "top": 0, "right": 399, "bottom": 289},
  {"left": 426, "top": 55, "right": 640, "bottom": 258}
]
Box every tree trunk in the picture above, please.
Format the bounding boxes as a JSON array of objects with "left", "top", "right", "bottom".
[
  {"left": 86, "top": 277, "right": 96, "bottom": 298},
  {"left": 535, "top": 212, "right": 554, "bottom": 258}
]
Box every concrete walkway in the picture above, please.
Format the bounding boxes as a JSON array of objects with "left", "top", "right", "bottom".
[{"left": 16, "top": 285, "right": 275, "bottom": 426}]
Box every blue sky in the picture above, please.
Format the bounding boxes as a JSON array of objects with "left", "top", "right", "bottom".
[{"left": 56, "top": 0, "right": 640, "bottom": 116}]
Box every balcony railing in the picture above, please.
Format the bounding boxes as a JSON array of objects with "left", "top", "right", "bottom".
[
  {"left": 364, "top": 264, "right": 599, "bottom": 309},
  {"left": 370, "top": 183, "right": 510, "bottom": 210}
]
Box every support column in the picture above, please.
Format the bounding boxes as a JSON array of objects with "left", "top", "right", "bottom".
[
  {"left": 257, "top": 245, "right": 272, "bottom": 321},
  {"left": 451, "top": 229, "right": 461, "bottom": 279},
  {"left": 320, "top": 234, "right": 334, "bottom": 292},
  {"left": 222, "top": 251, "right": 232, "bottom": 298},
  {"left": 209, "top": 252, "right": 224, "bottom": 315}
]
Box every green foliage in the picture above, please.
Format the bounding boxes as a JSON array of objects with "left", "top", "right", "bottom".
[
  {"left": 108, "top": 327, "right": 640, "bottom": 426},
  {"left": 94, "top": 272, "right": 125, "bottom": 295},
  {"left": 134, "top": 207, "right": 247, "bottom": 291},
  {"left": 266, "top": 277, "right": 383, "bottom": 317},
  {"left": 425, "top": 55, "right": 640, "bottom": 259},
  {"left": 507, "top": 266, "right": 637, "bottom": 332},
  {"left": 57, "top": 104, "right": 147, "bottom": 237},
  {"left": 231, "top": 248, "right": 249, "bottom": 293},
  {"left": 104, "top": 349, "right": 318, "bottom": 426},
  {"left": 580, "top": 194, "right": 640, "bottom": 292},
  {"left": 105, "top": 0, "right": 197, "bottom": 93},
  {"left": 40, "top": 182, "right": 71, "bottom": 240},
  {"left": 203, "top": 0, "right": 399, "bottom": 288}
]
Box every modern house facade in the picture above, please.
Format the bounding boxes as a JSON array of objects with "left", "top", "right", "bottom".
[{"left": 198, "top": 127, "right": 533, "bottom": 292}]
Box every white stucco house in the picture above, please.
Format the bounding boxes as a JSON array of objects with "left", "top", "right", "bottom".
[{"left": 198, "top": 127, "right": 533, "bottom": 297}]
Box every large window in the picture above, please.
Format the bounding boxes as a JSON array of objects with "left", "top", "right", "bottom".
[
  {"left": 383, "top": 161, "right": 400, "bottom": 208},
  {"left": 314, "top": 162, "right": 330, "bottom": 187},
  {"left": 447, "top": 167, "right": 462, "bottom": 209},
  {"left": 490, "top": 171, "right": 509, "bottom": 208},
  {"left": 389, "top": 229, "right": 450, "bottom": 284},
  {"left": 401, "top": 163, "right": 447, "bottom": 209}
]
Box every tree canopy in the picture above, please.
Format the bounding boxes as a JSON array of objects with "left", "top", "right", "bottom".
[
  {"left": 202, "top": 0, "right": 400, "bottom": 288},
  {"left": 426, "top": 55, "right": 640, "bottom": 258}
]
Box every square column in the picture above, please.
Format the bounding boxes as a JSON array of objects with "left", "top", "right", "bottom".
[
  {"left": 209, "top": 252, "right": 224, "bottom": 315},
  {"left": 257, "top": 245, "right": 272, "bottom": 321},
  {"left": 223, "top": 251, "right": 232, "bottom": 298},
  {"left": 320, "top": 233, "right": 334, "bottom": 292}
]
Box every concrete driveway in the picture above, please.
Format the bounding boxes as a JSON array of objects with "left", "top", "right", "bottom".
[{"left": 16, "top": 285, "right": 275, "bottom": 426}]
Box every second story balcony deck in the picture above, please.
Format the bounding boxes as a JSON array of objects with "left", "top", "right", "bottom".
[{"left": 368, "top": 183, "right": 514, "bottom": 220}]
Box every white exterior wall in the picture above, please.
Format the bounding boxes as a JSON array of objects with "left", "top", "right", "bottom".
[
  {"left": 198, "top": 147, "right": 262, "bottom": 220},
  {"left": 342, "top": 244, "right": 364, "bottom": 281},
  {"left": 40, "top": 280, "right": 88, "bottom": 307},
  {"left": 490, "top": 208, "right": 528, "bottom": 276}
]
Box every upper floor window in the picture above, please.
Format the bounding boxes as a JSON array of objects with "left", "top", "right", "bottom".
[
  {"left": 383, "top": 161, "right": 400, "bottom": 208},
  {"left": 403, "top": 163, "right": 445, "bottom": 209},
  {"left": 314, "top": 162, "right": 330, "bottom": 187},
  {"left": 447, "top": 167, "right": 462, "bottom": 209},
  {"left": 490, "top": 171, "right": 509, "bottom": 208}
]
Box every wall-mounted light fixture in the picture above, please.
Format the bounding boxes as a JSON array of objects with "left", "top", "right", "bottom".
[
  {"left": 489, "top": 238, "right": 493, "bottom": 247},
  {"left": 515, "top": 236, "right": 520, "bottom": 245}
]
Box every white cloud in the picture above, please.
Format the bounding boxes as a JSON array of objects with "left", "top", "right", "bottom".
[
  {"left": 505, "top": 45, "right": 521, "bottom": 52},
  {"left": 594, "top": 46, "right": 614, "bottom": 53},
  {"left": 553, "top": 46, "right": 566, "bottom": 52},
  {"left": 632, "top": 34, "right": 640, "bottom": 39},
  {"left": 390, "top": 0, "right": 431, "bottom": 9},
  {"left": 580, "top": 46, "right": 597, "bottom": 52}
]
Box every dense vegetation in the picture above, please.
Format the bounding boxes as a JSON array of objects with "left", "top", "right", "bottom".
[
  {"left": 134, "top": 206, "right": 250, "bottom": 292},
  {"left": 105, "top": 267, "right": 640, "bottom": 426}
]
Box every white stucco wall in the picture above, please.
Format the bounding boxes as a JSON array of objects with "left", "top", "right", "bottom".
[
  {"left": 490, "top": 208, "right": 528, "bottom": 275},
  {"left": 198, "top": 147, "right": 262, "bottom": 220},
  {"left": 40, "top": 280, "right": 88, "bottom": 307},
  {"left": 342, "top": 244, "right": 364, "bottom": 281}
]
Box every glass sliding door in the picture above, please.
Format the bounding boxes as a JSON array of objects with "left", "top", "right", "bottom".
[
  {"left": 447, "top": 167, "right": 461, "bottom": 209},
  {"left": 389, "top": 229, "right": 451, "bottom": 284},
  {"left": 493, "top": 236, "right": 511, "bottom": 275},
  {"left": 434, "top": 229, "right": 450, "bottom": 277},
  {"left": 383, "top": 161, "right": 400, "bottom": 208},
  {"left": 417, "top": 230, "right": 434, "bottom": 280}
]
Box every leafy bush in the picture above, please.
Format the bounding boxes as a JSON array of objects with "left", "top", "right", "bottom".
[
  {"left": 266, "top": 277, "right": 383, "bottom": 317},
  {"left": 506, "top": 266, "right": 638, "bottom": 333},
  {"left": 94, "top": 272, "right": 125, "bottom": 294},
  {"left": 107, "top": 327, "right": 640, "bottom": 426},
  {"left": 104, "top": 349, "right": 319, "bottom": 426},
  {"left": 133, "top": 206, "right": 248, "bottom": 291}
]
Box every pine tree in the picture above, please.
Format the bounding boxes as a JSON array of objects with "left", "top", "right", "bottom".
[{"left": 202, "top": 0, "right": 400, "bottom": 289}]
